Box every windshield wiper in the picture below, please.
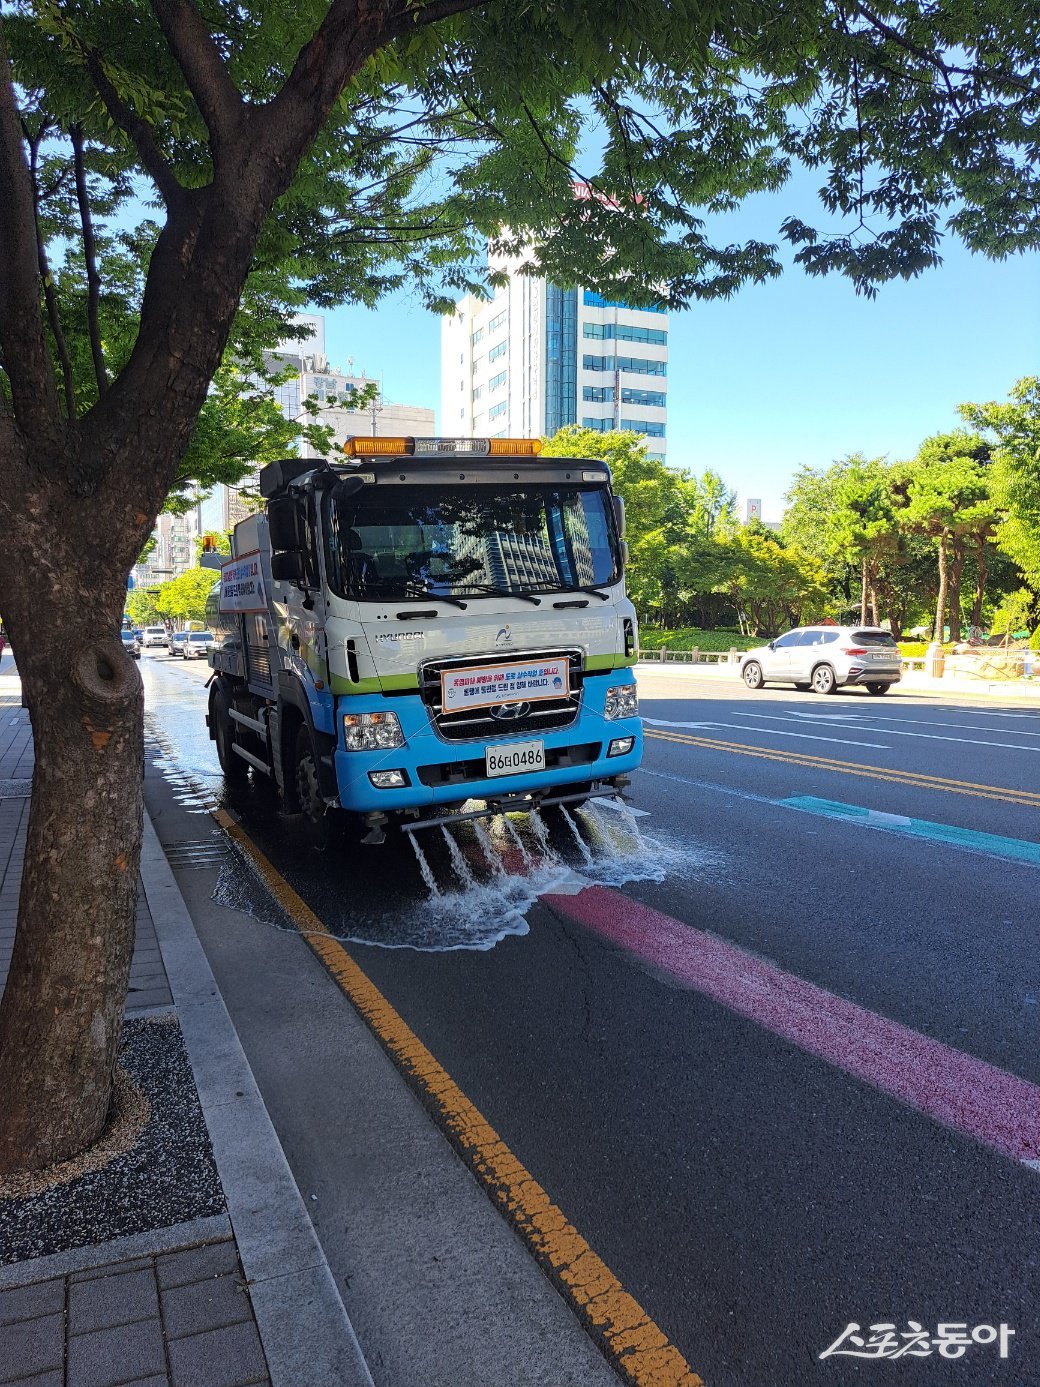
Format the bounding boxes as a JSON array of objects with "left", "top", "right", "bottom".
[
  {"left": 456, "top": 584, "right": 542, "bottom": 606},
  {"left": 400, "top": 582, "right": 468, "bottom": 610}
]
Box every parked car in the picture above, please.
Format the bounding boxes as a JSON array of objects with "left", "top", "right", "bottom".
[
  {"left": 738, "top": 626, "right": 902, "bottom": 696},
  {"left": 168, "top": 630, "right": 189, "bottom": 656},
  {"left": 182, "top": 631, "right": 215, "bottom": 660},
  {"left": 141, "top": 626, "right": 167, "bottom": 648},
  {"left": 120, "top": 629, "right": 141, "bottom": 659}
]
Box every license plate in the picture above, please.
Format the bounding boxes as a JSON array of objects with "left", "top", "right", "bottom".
[
  {"left": 486, "top": 740, "right": 545, "bottom": 778},
  {"left": 872, "top": 652, "right": 894, "bottom": 661}
]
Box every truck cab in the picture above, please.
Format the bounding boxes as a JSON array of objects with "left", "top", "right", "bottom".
[{"left": 206, "top": 436, "right": 641, "bottom": 844}]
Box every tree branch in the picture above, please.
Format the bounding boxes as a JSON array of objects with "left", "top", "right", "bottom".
[
  {"left": 84, "top": 49, "right": 184, "bottom": 207},
  {"left": 0, "top": 26, "right": 62, "bottom": 445},
  {"left": 261, "top": 0, "right": 488, "bottom": 174},
  {"left": 26, "top": 129, "right": 76, "bottom": 418},
  {"left": 71, "top": 124, "right": 108, "bottom": 398},
  {"left": 147, "top": 0, "right": 244, "bottom": 156}
]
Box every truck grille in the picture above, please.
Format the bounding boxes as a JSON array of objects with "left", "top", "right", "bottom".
[{"left": 419, "top": 649, "right": 584, "bottom": 743}]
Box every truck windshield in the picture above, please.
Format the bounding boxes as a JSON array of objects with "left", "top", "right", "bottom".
[{"left": 323, "top": 483, "right": 620, "bottom": 602}]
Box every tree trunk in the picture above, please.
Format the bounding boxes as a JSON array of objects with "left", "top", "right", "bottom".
[
  {"left": 934, "top": 531, "right": 949, "bottom": 643},
  {"left": 0, "top": 579, "right": 143, "bottom": 1172},
  {"left": 972, "top": 537, "right": 988, "bottom": 630},
  {"left": 948, "top": 537, "right": 964, "bottom": 643},
  {"left": 860, "top": 555, "right": 868, "bottom": 626}
]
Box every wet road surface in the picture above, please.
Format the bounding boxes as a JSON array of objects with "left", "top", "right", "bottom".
[{"left": 141, "top": 652, "right": 1040, "bottom": 1386}]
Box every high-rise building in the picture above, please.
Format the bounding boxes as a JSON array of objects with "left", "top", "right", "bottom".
[{"left": 441, "top": 250, "right": 668, "bottom": 459}]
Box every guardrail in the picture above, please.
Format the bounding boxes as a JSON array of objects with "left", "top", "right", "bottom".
[
  {"left": 636, "top": 647, "right": 742, "bottom": 665},
  {"left": 636, "top": 648, "right": 1037, "bottom": 680}
]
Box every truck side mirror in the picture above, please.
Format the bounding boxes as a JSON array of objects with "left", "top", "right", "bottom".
[
  {"left": 613, "top": 496, "right": 626, "bottom": 538},
  {"left": 268, "top": 497, "right": 303, "bottom": 553},
  {"left": 271, "top": 551, "right": 305, "bottom": 582}
]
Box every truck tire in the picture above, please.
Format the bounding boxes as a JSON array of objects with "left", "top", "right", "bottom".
[
  {"left": 211, "top": 685, "right": 248, "bottom": 787},
  {"left": 294, "top": 725, "right": 334, "bottom": 851}
]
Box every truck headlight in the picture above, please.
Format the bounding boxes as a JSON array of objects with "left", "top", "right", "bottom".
[
  {"left": 343, "top": 711, "right": 405, "bottom": 751},
  {"left": 604, "top": 684, "right": 638, "bottom": 720}
]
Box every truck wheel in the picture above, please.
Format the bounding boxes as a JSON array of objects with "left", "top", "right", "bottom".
[
  {"left": 295, "top": 726, "right": 333, "bottom": 851},
  {"left": 211, "top": 686, "right": 247, "bottom": 786}
]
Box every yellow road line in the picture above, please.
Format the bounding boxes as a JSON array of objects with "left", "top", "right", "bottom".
[
  {"left": 645, "top": 729, "right": 1040, "bottom": 808},
  {"left": 212, "top": 806, "right": 702, "bottom": 1387}
]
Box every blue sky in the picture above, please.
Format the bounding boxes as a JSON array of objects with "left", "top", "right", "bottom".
[{"left": 318, "top": 192, "right": 1039, "bottom": 523}]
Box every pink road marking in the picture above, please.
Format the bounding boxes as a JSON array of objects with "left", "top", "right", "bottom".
[{"left": 543, "top": 885, "right": 1040, "bottom": 1168}]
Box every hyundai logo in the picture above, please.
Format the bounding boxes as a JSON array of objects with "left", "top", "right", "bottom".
[{"left": 490, "top": 701, "right": 530, "bottom": 721}]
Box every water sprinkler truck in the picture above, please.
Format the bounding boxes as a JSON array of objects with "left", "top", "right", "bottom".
[{"left": 205, "top": 435, "right": 642, "bottom": 845}]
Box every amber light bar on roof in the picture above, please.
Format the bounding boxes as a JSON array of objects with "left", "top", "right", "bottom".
[{"left": 341, "top": 436, "right": 542, "bottom": 459}]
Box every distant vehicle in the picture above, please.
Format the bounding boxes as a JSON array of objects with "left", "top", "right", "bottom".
[
  {"left": 739, "top": 625, "right": 901, "bottom": 696},
  {"left": 120, "top": 630, "right": 141, "bottom": 659},
  {"left": 168, "top": 630, "right": 189, "bottom": 656},
  {"left": 182, "top": 631, "right": 215, "bottom": 660},
  {"left": 141, "top": 626, "right": 167, "bottom": 648}
]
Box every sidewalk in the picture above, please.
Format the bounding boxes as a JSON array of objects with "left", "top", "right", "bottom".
[{"left": 0, "top": 659, "right": 371, "bottom": 1387}]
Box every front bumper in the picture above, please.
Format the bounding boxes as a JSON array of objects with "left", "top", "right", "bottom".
[{"left": 332, "top": 674, "right": 642, "bottom": 814}]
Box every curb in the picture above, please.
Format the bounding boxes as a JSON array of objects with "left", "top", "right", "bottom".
[
  {"left": 0, "top": 1214, "right": 232, "bottom": 1290},
  {"left": 140, "top": 813, "right": 374, "bottom": 1387}
]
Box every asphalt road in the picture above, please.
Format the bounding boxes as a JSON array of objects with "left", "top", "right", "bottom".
[{"left": 141, "top": 650, "right": 1040, "bottom": 1386}]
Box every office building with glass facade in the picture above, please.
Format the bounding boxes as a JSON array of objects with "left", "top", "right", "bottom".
[{"left": 441, "top": 255, "right": 668, "bottom": 459}]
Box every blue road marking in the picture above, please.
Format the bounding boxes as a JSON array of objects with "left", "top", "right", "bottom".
[{"left": 781, "top": 796, "right": 1040, "bottom": 868}]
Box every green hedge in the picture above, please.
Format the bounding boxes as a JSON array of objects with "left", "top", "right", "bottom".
[{"left": 638, "top": 626, "right": 760, "bottom": 653}]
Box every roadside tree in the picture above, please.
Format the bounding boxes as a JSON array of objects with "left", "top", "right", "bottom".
[
  {"left": 154, "top": 569, "right": 217, "bottom": 628},
  {"left": 959, "top": 379, "right": 1040, "bottom": 594},
  {"left": 3, "top": 0, "right": 1040, "bottom": 1173}
]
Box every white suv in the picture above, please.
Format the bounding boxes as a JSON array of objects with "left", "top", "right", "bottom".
[
  {"left": 739, "top": 626, "right": 902, "bottom": 696},
  {"left": 141, "top": 626, "right": 167, "bottom": 647}
]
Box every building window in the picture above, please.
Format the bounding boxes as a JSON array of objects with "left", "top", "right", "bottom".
[
  {"left": 472, "top": 328, "right": 483, "bottom": 344},
  {"left": 618, "top": 355, "right": 666, "bottom": 376},
  {"left": 582, "top": 386, "right": 615, "bottom": 403},
  {"left": 472, "top": 386, "right": 483, "bottom": 401},
  {"left": 544, "top": 285, "right": 578, "bottom": 436},
  {"left": 583, "top": 322, "right": 668, "bottom": 345},
  {"left": 489, "top": 399, "right": 508, "bottom": 420},
  {"left": 489, "top": 340, "right": 507, "bottom": 362},
  {"left": 621, "top": 387, "right": 666, "bottom": 408},
  {"left": 472, "top": 356, "right": 483, "bottom": 373},
  {"left": 584, "top": 355, "right": 666, "bottom": 376},
  {"left": 491, "top": 429, "right": 509, "bottom": 438},
  {"left": 583, "top": 290, "right": 665, "bottom": 314},
  {"left": 582, "top": 417, "right": 614, "bottom": 432},
  {"left": 621, "top": 418, "right": 666, "bottom": 437},
  {"left": 489, "top": 371, "right": 507, "bottom": 391},
  {"left": 488, "top": 310, "right": 507, "bottom": 332},
  {"left": 646, "top": 451, "right": 666, "bottom": 462}
]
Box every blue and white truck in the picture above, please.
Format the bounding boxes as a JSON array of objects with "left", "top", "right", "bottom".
[{"left": 206, "top": 435, "right": 641, "bottom": 845}]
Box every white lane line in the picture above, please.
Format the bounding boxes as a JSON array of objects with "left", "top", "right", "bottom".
[
  {"left": 732, "top": 710, "right": 1040, "bottom": 754},
  {"left": 643, "top": 716, "right": 888, "bottom": 749},
  {"left": 785, "top": 709, "right": 1040, "bottom": 739}
]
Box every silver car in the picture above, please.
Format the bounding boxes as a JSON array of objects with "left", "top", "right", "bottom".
[
  {"left": 168, "top": 630, "right": 189, "bottom": 656},
  {"left": 739, "top": 626, "right": 902, "bottom": 696},
  {"left": 182, "top": 631, "right": 215, "bottom": 660}
]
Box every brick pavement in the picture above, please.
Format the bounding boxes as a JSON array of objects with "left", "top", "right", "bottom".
[{"left": 0, "top": 1239, "right": 271, "bottom": 1387}]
